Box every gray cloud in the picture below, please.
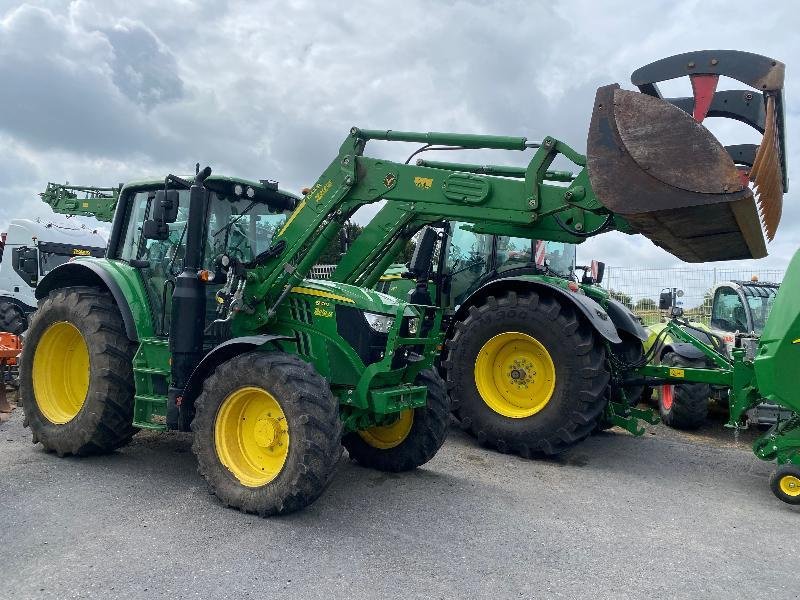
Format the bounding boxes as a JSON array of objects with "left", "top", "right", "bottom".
[{"left": 0, "top": 0, "right": 796, "bottom": 273}]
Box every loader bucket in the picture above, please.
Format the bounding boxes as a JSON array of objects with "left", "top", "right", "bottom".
[{"left": 586, "top": 50, "right": 786, "bottom": 263}]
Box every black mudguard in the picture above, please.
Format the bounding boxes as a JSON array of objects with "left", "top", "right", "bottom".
[
  {"left": 456, "top": 278, "right": 622, "bottom": 344},
  {"left": 36, "top": 262, "right": 138, "bottom": 341},
  {"left": 181, "top": 335, "right": 290, "bottom": 406},
  {"left": 604, "top": 298, "right": 648, "bottom": 341},
  {"left": 661, "top": 342, "right": 707, "bottom": 362}
]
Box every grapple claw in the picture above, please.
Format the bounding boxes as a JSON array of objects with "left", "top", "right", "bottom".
[{"left": 586, "top": 50, "right": 787, "bottom": 262}]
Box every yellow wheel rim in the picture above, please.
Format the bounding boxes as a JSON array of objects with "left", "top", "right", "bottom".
[
  {"left": 358, "top": 409, "right": 414, "bottom": 449},
  {"left": 779, "top": 474, "right": 800, "bottom": 497},
  {"left": 214, "top": 386, "right": 290, "bottom": 487},
  {"left": 32, "top": 321, "right": 90, "bottom": 424},
  {"left": 474, "top": 331, "right": 556, "bottom": 418}
]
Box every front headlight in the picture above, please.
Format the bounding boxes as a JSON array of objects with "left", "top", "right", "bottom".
[{"left": 363, "top": 312, "right": 395, "bottom": 333}]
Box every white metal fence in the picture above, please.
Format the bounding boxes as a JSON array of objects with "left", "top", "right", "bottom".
[
  {"left": 602, "top": 266, "right": 785, "bottom": 325},
  {"left": 309, "top": 264, "right": 336, "bottom": 279}
]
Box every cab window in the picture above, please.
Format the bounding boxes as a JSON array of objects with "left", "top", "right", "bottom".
[
  {"left": 711, "top": 287, "right": 748, "bottom": 332},
  {"left": 445, "top": 222, "right": 492, "bottom": 306}
]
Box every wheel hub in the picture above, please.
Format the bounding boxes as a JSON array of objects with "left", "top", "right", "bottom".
[
  {"left": 780, "top": 475, "right": 800, "bottom": 497},
  {"left": 214, "top": 386, "right": 290, "bottom": 488},
  {"left": 474, "top": 331, "right": 556, "bottom": 419},
  {"left": 507, "top": 358, "right": 534, "bottom": 389},
  {"left": 253, "top": 415, "right": 282, "bottom": 449}
]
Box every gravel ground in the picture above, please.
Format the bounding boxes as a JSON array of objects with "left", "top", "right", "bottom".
[{"left": 1, "top": 401, "right": 797, "bottom": 600}]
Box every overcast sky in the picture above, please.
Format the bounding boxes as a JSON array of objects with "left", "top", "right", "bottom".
[{"left": 0, "top": 0, "right": 797, "bottom": 271}]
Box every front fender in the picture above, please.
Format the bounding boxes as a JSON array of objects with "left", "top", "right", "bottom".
[
  {"left": 455, "top": 278, "right": 622, "bottom": 344},
  {"left": 182, "top": 335, "right": 290, "bottom": 406}
]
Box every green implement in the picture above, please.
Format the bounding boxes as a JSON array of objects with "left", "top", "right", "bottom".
[{"left": 39, "top": 182, "right": 121, "bottom": 223}]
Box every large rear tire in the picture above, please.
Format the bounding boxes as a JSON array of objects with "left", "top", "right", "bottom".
[
  {"left": 20, "top": 287, "right": 137, "bottom": 455},
  {"left": 658, "top": 352, "right": 709, "bottom": 430},
  {"left": 342, "top": 369, "right": 449, "bottom": 472},
  {"left": 0, "top": 300, "right": 26, "bottom": 335},
  {"left": 445, "top": 291, "right": 609, "bottom": 456},
  {"left": 191, "top": 352, "right": 343, "bottom": 516}
]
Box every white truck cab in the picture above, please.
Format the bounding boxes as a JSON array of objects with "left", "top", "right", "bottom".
[{"left": 0, "top": 219, "right": 106, "bottom": 333}]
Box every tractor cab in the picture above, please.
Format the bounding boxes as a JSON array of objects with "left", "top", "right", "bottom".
[
  {"left": 111, "top": 176, "right": 298, "bottom": 338},
  {"left": 709, "top": 280, "right": 781, "bottom": 352},
  {"left": 442, "top": 221, "right": 577, "bottom": 307}
]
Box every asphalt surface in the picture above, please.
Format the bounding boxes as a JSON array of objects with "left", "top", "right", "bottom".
[{"left": 1, "top": 403, "right": 797, "bottom": 600}]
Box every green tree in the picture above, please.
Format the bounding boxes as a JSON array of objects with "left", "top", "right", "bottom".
[
  {"left": 608, "top": 289, "right": 634, "bottom": 310},
  {"left": 317, "top": 221, "right": 364, "bottom": 264},
  {"left": 635, "top": 297, "right": 656, "bottom": 312}
]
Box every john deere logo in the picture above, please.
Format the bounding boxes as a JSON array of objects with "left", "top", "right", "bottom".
[
  {"left": 414, "top": 177, "right": 433, "bottom": 189},
  {"left": 72, "top": 248, "right": 91, "bottom": 256}
]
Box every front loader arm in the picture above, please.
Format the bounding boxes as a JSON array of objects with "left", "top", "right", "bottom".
[{"left": 237, "top": 129, "right": 615, "bottom": 330}]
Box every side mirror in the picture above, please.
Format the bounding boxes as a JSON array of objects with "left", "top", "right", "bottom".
[
  {"left": 581, "top": 259, "right": 606, "bottom": 285},
  {"left": 591, "top": 260, "right": 605, "bottom": 285},
  {"left": 143, "top": 189, "right": 179, "bottom": 240},
  {"left": 408, "top": 227, "right": 438, "bottom": 278},
  {"left": 153, "top": 190, "right": 179, "bottom": 223},
  {"left": 12, "top": 247, "right": 39, "bottom": 285},
  {"left": 143, "top": 219, "right": 168, "bottom": 241},
  {"left": 659, "top": 291, "right": 673, "bottom": 310}
]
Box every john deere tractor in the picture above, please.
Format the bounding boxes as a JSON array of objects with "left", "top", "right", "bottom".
[
  {"left": 20, "top": 49, "right": 794, "bottom": 511},
  {"left": 325, "top": 50, "right": 787, "bottom": 458}
]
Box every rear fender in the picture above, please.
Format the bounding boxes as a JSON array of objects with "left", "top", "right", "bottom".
[
  {"left": 454, "top": 278, "right": 622, "bottom": 344},
  {"left": 36, "top": 262, "right": 139, "bottom": 341},
  {"left": 604, "top": 298, "right": 647, "bottom": 341}
]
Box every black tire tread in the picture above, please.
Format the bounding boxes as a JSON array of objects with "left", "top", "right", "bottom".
[
  {"left": 0, "top": 300, "right": 26, "bottom": 335},
  {"left": 191, "top": 351, "right": 343, "bottom": 516},
  {"left": 445, "top": 291, "right": 609, "bottom": 457},
  {"left": 20, "top": 286, "right": 137, "bottom": 455},
  {"left": 658, "top": 352, "right": 710, "bottom": 430}
]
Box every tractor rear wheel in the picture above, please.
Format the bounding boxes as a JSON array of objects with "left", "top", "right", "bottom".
[
  {"left": 192, "top": 352, "right": 343, "bottom": 516},
  {"left": 343, "top": 369, "right": 449, "bottom": 472},
  {"left": 658, "top": 352, "right": 709, "bottom": 430},
  {"left": 445, "top": 291, "right": 609, "bottom": 456},
  {"left": 20, "top": 286, "right": 137, "bottom": 455},
  {"left": 770, "top": 464, "right": 800, "bottom": 505},
  {"left": 0, "top": 300, "right": 26, "bottom": 335}
]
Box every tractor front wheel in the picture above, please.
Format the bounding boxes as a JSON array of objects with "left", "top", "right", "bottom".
[
  {"left": 445, "top": 290, "right": 609, "bottom": 456},
  {"left": 342, "top": 369, "right": 449, "bottom": 472},
  {"left": 20, "top": 287, "right": 137, "bottom": 455},
  {"left": 770, "top": 464, "right": 800, "bottom": 505},
  {"left": 192, "top": 352, "right": 343, "bottom": 516},
  {"left": 658, "top": 352, "right": 709, "bottom": 430}
]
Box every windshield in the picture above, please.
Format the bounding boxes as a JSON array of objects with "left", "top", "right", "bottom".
[
  {"left": 745, "top": 290, "right": 778, "bottom": 334},
  {"left": 207, "top": 197, "right": 287, "bottom": 265},
  {"left": 495, "top": 238, "right": 575, "bottom": 278}
]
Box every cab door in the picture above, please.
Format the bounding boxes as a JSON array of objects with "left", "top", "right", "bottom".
[{"left": 116, "top": 189, "right": 190, "bottom": 336}]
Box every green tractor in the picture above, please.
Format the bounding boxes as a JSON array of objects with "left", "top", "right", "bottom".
[
  {"left": 22, "top": 172, "right": 450, "bottom": 515},
  {"left": 325, "top": 49, "right": 787, "bottom": 457},
  {"left": 20, "top": 49, "right": 793, "bottom": 511}
]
